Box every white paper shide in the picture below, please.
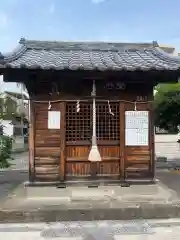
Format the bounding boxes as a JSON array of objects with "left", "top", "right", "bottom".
[
  {"left": 48, "top": 111, "right": 61, "bottom": 129},
  {"left": 125, "top": 111, "right": 149, "bottom": 146}
]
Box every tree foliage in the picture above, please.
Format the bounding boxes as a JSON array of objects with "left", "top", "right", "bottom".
[
  {"left": 154, "top": 83, "right": 180, "bottom": 133},
  {"left": 0, "top": 95, "right": 15, "bottom": 168},
  {"left": 0, "top": 135, "right": 13, "bottom": 168},
  {"left": 0, "top": 95, "right": 25, "bottom": 120}
]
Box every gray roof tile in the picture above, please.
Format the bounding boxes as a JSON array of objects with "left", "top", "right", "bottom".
[{"left": 0, "top": 38, "right": 180, "bottom": 71}]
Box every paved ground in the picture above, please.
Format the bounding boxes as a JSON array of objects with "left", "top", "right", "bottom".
[
  {"left": 156, "top": 169, "right": 180, "bottom": 197},
  {"left": 0, "top": 152, "right": 28, "bottom": 201},
  {"left": 0, "top": 152, "right": 28, "bottom": 172},
  {"left": 9, "top": 152, "right": 28, "bottom": 170},
  {"left": 1, "top": 177, "right": 180, "bottom": 222},
  {"left": 1, "top": 219, "right": 180, "bottom": 239},
  {"left": 2, "top": 152, "right": 180, "bottom": 223},
  {"left": 0, "top": 170, "right": 28, "bottom": 201}
]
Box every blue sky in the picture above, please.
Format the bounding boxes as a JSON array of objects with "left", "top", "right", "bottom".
[{"left": 1, "top": 0, "right": 180, "bottom": 92}]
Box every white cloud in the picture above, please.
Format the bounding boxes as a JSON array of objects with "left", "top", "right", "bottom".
[
  {"left": 91, "top": 0, "right": 106, "bottom": 4},
  {"left": 49, "top": 3, "right": 55, "bottom": 14},
  {"left": 0, "top": 12, "right": 8, "bottom": 29}
]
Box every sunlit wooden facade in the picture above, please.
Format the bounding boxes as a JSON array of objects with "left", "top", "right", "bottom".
[{"left": 0, "top": 39, "right": 180, "bottom": 185}]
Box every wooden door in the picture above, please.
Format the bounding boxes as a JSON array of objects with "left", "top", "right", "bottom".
[{"left": 65, "top": 101, "right": 121, "bottom": 180}]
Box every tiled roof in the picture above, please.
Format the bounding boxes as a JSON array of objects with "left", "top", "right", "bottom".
[{"left": 0, "top": 38, "right": 180, "bottom": 71}]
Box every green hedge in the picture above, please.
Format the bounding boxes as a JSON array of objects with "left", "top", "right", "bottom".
[{"left": 0, "top": 136, "right": 14, "bottom": 168}]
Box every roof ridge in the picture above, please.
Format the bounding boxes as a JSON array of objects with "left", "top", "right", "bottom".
[
  {"left": 20, "top": 37, "right": 156, "bottom": 45},
  {"left": 19, "top": 38, "right": 157, "bottom": 51}
]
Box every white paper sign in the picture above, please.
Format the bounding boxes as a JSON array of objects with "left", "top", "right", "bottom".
[
  {"left": 48, "top": 111, "right": 61, "bottom": 129},
  {"left": 125, "top": 111, "right": 149, "bottom": 146}
]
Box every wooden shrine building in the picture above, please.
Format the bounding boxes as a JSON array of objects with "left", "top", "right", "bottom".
[{"left": 0, "top": 38, "right": 180, "bottom": 185}]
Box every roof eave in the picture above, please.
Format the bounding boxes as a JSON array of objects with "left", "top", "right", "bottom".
[
  {"left": 0, "top": 42, "right": 27, "bottom": 65},
  {"left": 154, "top": 47, "right": 180, "bottom": 63}
]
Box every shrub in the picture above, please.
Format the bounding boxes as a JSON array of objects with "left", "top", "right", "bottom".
[{"left": 0, "top": 135, "right": 14, "bottom": 168}]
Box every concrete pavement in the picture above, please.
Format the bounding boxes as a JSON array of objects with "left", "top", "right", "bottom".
[
  {"left": 8, "top": 152, "right": 28, "bottom": 171},
  {"left": 0, "top": 152, "right": 28, "bottom": 201},
  {"left": 2, "top": 152, "right": 180, "bottom": 222},
  {"left": 1, "top": 219, "right": 180, "bottom": 239},
  {"left": 0, "top": 170, "right": 28, "bottom": 202},
  {"left": 157, "top": 169, "right": 180, "bottom": 197},
  {"left": 1, "top": 181, "right": 180, "bottom": 222}
]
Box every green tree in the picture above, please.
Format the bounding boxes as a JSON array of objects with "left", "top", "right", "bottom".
[
  {"left": 0, "top": 95, "right": 14, "bottom": 168},
  {"left": 154, "top": 83, "right": 180, "bottom": 133},
  {"left": 2, "top": 96, "right": 17, "bottom": 119}
]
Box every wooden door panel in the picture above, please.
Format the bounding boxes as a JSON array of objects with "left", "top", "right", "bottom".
[
  {"left": 66, "top": 161, "right": 120, "bottom": 178},
  {"left": 65, "top": 101, "right": 120, "bottom": 179},
  {"left": 66, "top": 146, "right": 89, "bottom": 161},
  {"left": 66, "top": 145, "right": 120, "bottom": 178},
  {"left": 67, "top": 146, "right": 120, "bottom": 160},
  {"left": 66, "top": 162, "right": 91, "bottom": 177},
  {"left": 96, "top": 162, "right": 120, "bottom": 176}
]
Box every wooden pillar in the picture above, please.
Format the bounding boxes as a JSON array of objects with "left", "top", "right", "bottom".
[
  {"left": 59, "top": 102, "right": 66, "bottom": 182},
  {"left": 119, "top": 102, "right": 125, "bottom": 180},
  {"left": 28, "top": 99, "right": 35, "bottom": 182},
  {"left": 149, "top": 102, "right": 155, "bottom": 180}
]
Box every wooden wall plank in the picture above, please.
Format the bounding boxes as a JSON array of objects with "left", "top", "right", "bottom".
[
  {"left": 59, "top": 102, "right": 66, "bottom": 181},
  {"left": 149, "top": 102, "right": 155, "bottom": 179},
  {"left": 34, "top": 101, "right": 61, "bottom": 182},
  {"left": 35, "top": 147, "right": 60, "bottom": 157},
  {"left": 28, "top": 99, "right": 35, "bottom": 181},
  {"left": 119, "top": 102, "right": 125, "bottom": 179}
]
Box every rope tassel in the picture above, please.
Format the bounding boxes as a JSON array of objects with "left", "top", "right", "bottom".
[
  {"left": 76, "top": 100, "right": 80, "bottom": 113},
  {"left": 88, "top": 80, "right": 101, "bottom": 162},
  {"left": 48, "top": 101, "right": 51, "bottom": 110},
  {"left": 134, "top": 101, "right": 137, "bottom": 111},
  {"left": 108, "top": 100, "right": 114, "bottom": 116}
]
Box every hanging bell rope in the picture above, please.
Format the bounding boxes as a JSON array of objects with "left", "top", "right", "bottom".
[
  {"left": 76, "top": 100, "right": 80, "bottom": 113},
  {"left": 88, "top": 80, "right": 101, "bottom": 162},
  {"left": 108, "top": 100, "right": 115, "bottom": 116}
]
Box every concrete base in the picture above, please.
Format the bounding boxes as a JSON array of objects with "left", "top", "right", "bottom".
[
  {"left": 1, "top": 181, "right": 180, "bottom": 222},
  {"left": 24, "top": 178, "right": 158, "bottom": 187}
]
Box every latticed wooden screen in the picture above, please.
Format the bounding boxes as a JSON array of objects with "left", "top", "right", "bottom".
[
  {"left": 66, "top": 102, "right": 120, "bottom": 141},
  {"left": 96, "top": 102, "right": 120, "bottom": 141},
  {"left": 66, "top": 103, "right": 91, "bottom": 141}
]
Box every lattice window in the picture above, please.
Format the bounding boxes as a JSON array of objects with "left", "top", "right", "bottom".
[
  {"left": 66, "top": 103, "right": 91, "bottom": 141},
  {"left": 66, "top": 101, "right": 120, "bottom": 142},
  {"left": 96, "top": 102, "right": 120, "bottom": 141}
]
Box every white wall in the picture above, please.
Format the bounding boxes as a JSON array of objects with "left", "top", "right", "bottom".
[
  {"left": 0, "top": 120, "right": 13, "bottom": 136},
  {"left": 155, "top": 134, "right": 180, "bottom": 160},
  {"left": 0, "top": 75, "right": 29, "bottom": 97}
]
